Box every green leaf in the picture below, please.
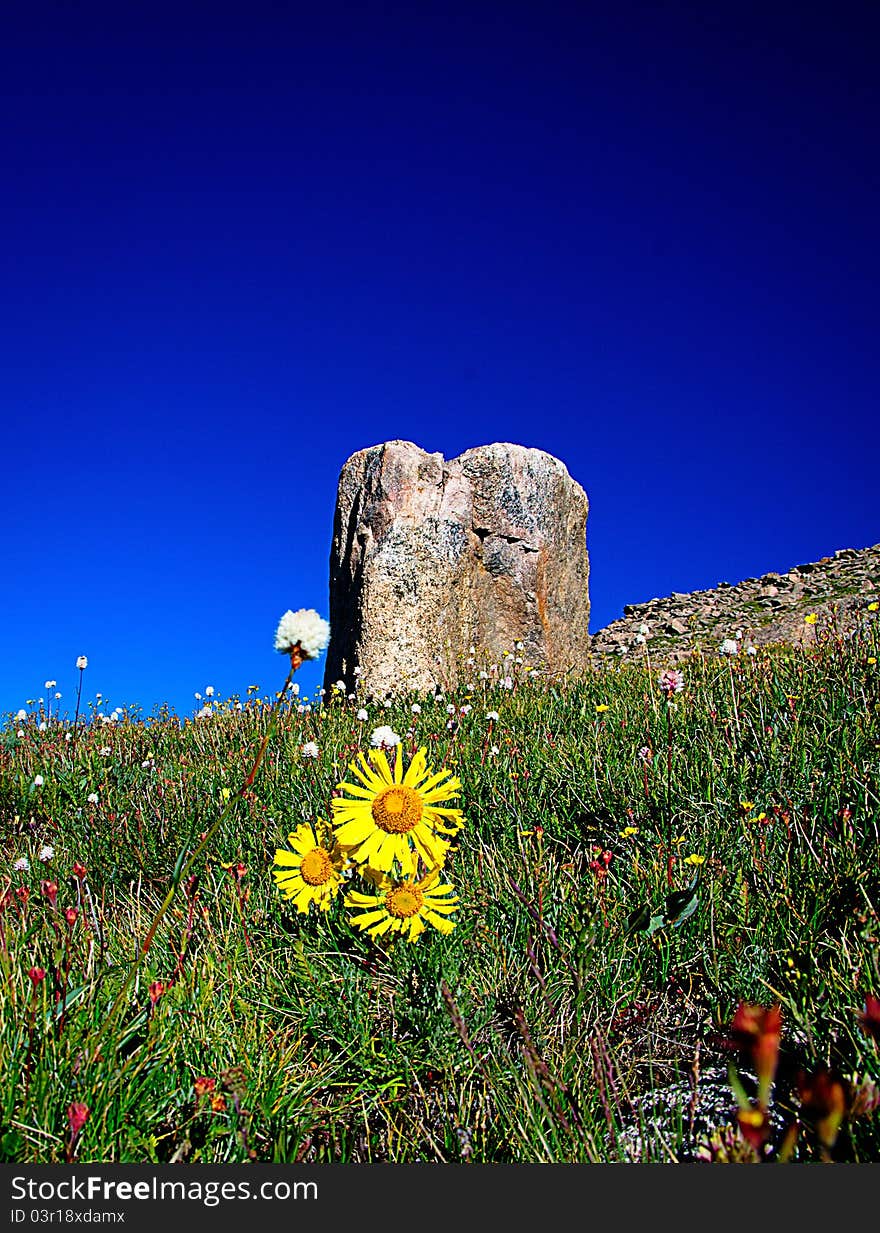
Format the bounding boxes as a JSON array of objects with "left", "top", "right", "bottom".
[
  {"left": 671, "top": 892, "right": 700, "bottom": 929},
  {"left": 665, "top": 871, "right": 700, "bottom": 924},
  {"left": 624, "top": 903, "right": 652, "bottom": 935},
  {"left": 47, "top": 981, "right": 91, "bottom": 1024}
]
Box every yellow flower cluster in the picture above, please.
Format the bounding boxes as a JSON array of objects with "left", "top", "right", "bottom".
[{"left": 272, "top": 745, "right": 462, "bottom": 943}]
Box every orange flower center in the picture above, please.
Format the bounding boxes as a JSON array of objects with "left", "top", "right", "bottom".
[
  {"left": 385, "top": 885, "right": 425, "bottom": 918},
  {"left": 371, "top": 785, "right": 423, "bottom": 834},
  {"left": 299, "top": 847, "right": 334, "bottom": 886}
]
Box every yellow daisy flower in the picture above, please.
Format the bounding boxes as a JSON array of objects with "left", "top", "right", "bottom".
[
  {"left": 331, "top": 745, "right": 464, "bottom": 876},
  {"left": 804, "top": 613, "right": 818, "bottom": 625},
  {"left": 272, "top": 821, "right": 345, "bottom": 913},
  {"left": 345, "top": 868, "right": 459, "bottom": 942}
]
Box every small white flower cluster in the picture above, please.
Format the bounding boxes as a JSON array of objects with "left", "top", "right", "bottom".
[
  {"left": 719, "top": 638, "right": 738, "bottom": 656},
  {"left": 370, "top": 725, "right": 400, "bottom": 749},
  {"left": 76, "top": 655, "right": 88, "bottom": 670},
  {"left": 300, "top": 741, "right": 320, "bottom": 759},
  {"left": 274, "top": 609, "right": 331, "bottom": 658},
  {"left": 658, "top": 669, "right": 685, "bottom": 696}
]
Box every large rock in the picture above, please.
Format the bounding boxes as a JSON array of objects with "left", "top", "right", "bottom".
[{"left": 323, "top": 441, "right": 590, "bottom": 695}]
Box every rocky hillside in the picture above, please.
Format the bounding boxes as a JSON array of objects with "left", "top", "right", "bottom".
[{"left": 590, "top": 542, "right": 880, "bottom": 663}]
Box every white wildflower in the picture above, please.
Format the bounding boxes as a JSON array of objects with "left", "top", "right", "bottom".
[
  {"left": 357, "top": 708, "right": 369, "bottom": 721},
  {"left": 13, "top": 856, "right": 30, "bottom": 872},
  {"left": 38, "top": 845, "right": 54, "bottom": 862},
  {"left": 87, "top": 792, "right": 99, "bottom": 804},
  {"left": 16, "top": 708, "right": 27, "bottom": 721},
  {"left": 658, "top": 669, "right": 685, "bottom": 695},
  {"left": 370, "top": 725, "right": 401, "bottom": 749},
  {"left": 411, "top": 703, "right": 422, "bottom": 714},
  {"left": 33, "top": 775, "right": 44, "bottom": 787},
  {"left": 76, "top": 655, "right": 88, "bottom": 670},
  {"left": 487, "top": 711, "right": 499, "bottom": 721},
  {"left": 274, "top": 609, "right": 331, "bottom": 658},
  {"left": 300, "top": 741, "right": 319, "bottom": 759},
  {"left": 205, "top": 685, "right": 215, "bottom": 697},
  {"left": 719, "top": 639, "right": 738, "bottom": 656}
]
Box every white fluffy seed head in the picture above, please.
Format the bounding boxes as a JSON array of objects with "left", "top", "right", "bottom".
[{"left": 274, "top": 609, "right": 331, "bottom": 658}]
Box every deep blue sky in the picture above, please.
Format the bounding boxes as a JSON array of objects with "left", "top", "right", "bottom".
[{"left": 3, "top": 1, "right": 878, "bottom": 719}]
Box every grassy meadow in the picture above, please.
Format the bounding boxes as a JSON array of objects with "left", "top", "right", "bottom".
[{"left": 1, "top": 611, "right": 879, "bottom": 1164}]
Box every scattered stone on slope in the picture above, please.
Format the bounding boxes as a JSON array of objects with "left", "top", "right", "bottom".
[{"left": 590, "top": 543, "right": 880, "bottom": 665}]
